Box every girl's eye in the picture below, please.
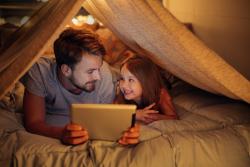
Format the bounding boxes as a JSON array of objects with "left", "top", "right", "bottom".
[{"left": 129, "top": 79, "right": 134, "bottom": 82}]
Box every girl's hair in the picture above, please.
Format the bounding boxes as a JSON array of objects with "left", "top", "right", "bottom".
[{"left": 116, "top": 56, "right": 164, "bottom": 109}]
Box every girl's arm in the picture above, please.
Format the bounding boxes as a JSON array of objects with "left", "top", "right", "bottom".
[{"left": 159, "top": 88, "right": 178, "bottom": 119}]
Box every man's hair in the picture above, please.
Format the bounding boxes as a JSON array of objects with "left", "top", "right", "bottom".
[
  {"left": 54, "top": 28, "right": 106, "bottom": 68},
  {"left": 115, "top": 56, "right": 164, "bottom": 109}
]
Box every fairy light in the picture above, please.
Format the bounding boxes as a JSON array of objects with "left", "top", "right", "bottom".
[
  {"left": 71, "top": 15, "right": 96, "bottom": 26},
  {"left": 86, "top": 15, "right": 95, "bottom": 25}
]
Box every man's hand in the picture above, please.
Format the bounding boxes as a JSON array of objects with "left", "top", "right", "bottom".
[
  {"left": 136, "top": 103, "right": 159, "bottom": 124},
  {"left": 61, "top": 123, "right": 89, "bottom": 145},
  {"left": 118, "top": 124, "right": 140, "bottom": 145}
]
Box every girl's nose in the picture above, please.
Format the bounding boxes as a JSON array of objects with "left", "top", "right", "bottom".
[{"left": 120, "top": 80, "right": 129, "bottom": 89}]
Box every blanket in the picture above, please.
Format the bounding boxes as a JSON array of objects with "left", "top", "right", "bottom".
[{"left": 0, "top": 86, "right": 249, "bottom": 167}]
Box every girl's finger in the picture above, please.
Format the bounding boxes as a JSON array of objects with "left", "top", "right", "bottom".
[
  {"left": 144, "top": 117, "right": 155, "bottom": 124},
  {"left": 144, "top": 103, "right": 156, "bottom": 110},
  {"left": 143, "top": 110, "right": 158, "bottom": 114}
]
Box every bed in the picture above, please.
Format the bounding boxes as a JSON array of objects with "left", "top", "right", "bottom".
[{"left": 0, "top": 81, "right": 249, "bottom": 167}]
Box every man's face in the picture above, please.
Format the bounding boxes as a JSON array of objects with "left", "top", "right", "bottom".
[{"left": 69, "top": 54, "right": 103, "bottom": 92}]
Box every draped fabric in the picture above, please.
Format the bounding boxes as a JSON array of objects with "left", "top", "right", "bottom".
[
  {"left": 0, "top": 0, "right": 85, "bottom": 100},
  {"left": 83, "top": 0, "right": 250, "bottom": 103},
  {"left": 0, "top": 0, "right": 249, "bottom": 103}
]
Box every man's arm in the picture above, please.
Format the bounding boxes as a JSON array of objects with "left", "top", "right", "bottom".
[{"left": 23, "top": 89, "right": 88, "bottom": 144}]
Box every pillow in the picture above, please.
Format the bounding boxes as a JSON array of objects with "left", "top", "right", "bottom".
[{"left": 0, "top": 82, "right": 24, "bottom": 113}]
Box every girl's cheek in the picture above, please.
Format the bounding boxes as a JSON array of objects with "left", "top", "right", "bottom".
[
  {"left": 119, "top": 83, "right": 123, "bottom": 90},
  {"left": 119, "top": 83, "right": 124, "bottom": 92}
]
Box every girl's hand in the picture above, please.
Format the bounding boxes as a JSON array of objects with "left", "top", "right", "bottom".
[
  {"left": 119, "top": 124, "right": 140, "bottom": 145},
  {"left": 136, "top": 103, "right": 159, "bottom": 124}
]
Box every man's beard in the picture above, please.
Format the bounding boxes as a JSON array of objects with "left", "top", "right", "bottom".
[{"left": 69, "top": 77, "right": 97, "bottom": 93}]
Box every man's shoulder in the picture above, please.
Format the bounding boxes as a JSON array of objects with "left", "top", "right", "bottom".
[
  {"left": 29, "top": 57, "right": 56, "bottom": 75},
  {"left": 95, "top": 61, "right": 115, "bottom": 103},
  {"left": 100, "top": 61, "right": 113, "bottom": 79},
  {"left": 101, "top": 61, "right": 110, "bottom": 71},
  {"left": 21, "top": 56, "right": 57, "bottom": 85},
  {"left": 35, "top": 56, "right": 56, "bottom": 69},
  {"left": 20, "top": 57, "right": 57, "bottom": 97}
]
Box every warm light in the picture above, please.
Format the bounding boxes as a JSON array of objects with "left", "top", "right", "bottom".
[
  {"left": 72, "top": 17, "right": 80, "bottom": 26},
  {"left": 86, "top": 15, "right": 95, "bottom": 25},
  {"left": 76, "top": 15, "right": 86, "bottom": 23},
  {"left": 71, "top": 15, "right": 96, "bottom": 27},
  {"left": 20, "top": 16, "right": 30, "bottom": 25},
  {"left": 0, "top": 18, "right": 6, "bottom": 25}
]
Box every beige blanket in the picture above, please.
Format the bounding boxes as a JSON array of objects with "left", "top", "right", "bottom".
[{"left": 0, "top": 86, "right": 249, "bottom": 167}]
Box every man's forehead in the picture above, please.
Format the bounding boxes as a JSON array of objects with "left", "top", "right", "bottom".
[{"left": 79, "top": 54, "right": 103, "bottom": 68}]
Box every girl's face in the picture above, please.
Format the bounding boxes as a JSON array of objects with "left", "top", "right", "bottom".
[{"left": 119, "top": 64, "right": 143, "bottom": 104}]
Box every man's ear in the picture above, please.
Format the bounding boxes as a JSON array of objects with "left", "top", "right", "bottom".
[{"left": 60, "top": 64, "right": 72, "bottom": 77}]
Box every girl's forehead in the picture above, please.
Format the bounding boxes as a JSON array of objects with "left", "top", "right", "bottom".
[{"left": 121, "top": 66, "right": 137, "bottom": 78}]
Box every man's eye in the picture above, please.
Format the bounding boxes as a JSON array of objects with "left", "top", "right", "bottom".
[
  {"left": 129, "top": 79, "right": 134, "bottom": 82},
  {"left": 87, "top": 70, "right": 93, "bottom": 74}
]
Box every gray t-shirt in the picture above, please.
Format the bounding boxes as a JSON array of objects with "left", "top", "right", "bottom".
[{"left": 21, "top": 57, "right": 115, "bottom": 126}]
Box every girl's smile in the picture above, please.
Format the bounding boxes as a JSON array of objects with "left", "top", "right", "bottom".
[{"left": 119, "top": 64, "right": 143, "bottom": 104}]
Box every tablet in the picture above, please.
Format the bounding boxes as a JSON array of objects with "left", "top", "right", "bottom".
[{"left": 71, "top": 104, "right": 136, "bottom": 141}]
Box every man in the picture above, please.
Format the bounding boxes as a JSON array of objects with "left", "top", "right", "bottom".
[{"left": 21, "top": 28, "right": 139, "bottom": 145}]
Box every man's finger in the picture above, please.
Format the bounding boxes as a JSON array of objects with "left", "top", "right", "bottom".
[
  {"left": 124, "top": 131, "right": 140, "bottom": 138},
  {"left": 129, "top": 125, "right": 140, "bottom": 133},
  {"left": 66, "top": 124, "right": 83, "bottom": 131},
  {"left": 68, "top": 130, "right": 88, "bottom": 138},
  {"left": 134, "top": 124, "right": 140, "bottom": 130},
  {"left": 124, "top": 138, "right": 139, "bottom": 145},
  {"left": 65, "top": 135, "right": 89, "bottom": 145},
  {"left": 118, "top": 138, "right": 128, "bottom": 145}
]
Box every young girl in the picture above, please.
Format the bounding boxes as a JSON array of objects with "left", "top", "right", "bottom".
[{"left": 115, "top": 56, "right": 178, "bottom": 124}]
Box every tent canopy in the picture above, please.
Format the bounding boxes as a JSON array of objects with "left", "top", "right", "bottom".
[{"left": 0, "top": 0, "right": 249, "bottom": 103}]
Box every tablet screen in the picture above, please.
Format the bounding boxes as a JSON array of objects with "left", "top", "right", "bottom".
[{"left": 71, "top": 104, "right": 136, "bottom": 141}]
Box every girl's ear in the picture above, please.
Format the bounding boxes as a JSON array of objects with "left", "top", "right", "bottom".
[{"left": 60, "top": 64, "right": 72, "bottom": 77}]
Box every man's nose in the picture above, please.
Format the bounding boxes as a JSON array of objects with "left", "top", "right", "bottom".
[{"left": 93, "top": 70, "right": 101, "bottom": 80}]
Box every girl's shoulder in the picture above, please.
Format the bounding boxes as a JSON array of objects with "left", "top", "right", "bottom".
[{"left": 160, "top": 88, "right": 172, "bottom": 100}]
